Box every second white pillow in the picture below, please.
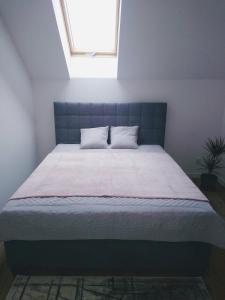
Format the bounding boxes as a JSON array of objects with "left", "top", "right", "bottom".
[{"left": 110, "top": 126, "right": 139, "bottom": 149}]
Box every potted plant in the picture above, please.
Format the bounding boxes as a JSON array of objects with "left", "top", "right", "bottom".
[{"left": 199, "top": 137, "right": 225, "bottom": 191}]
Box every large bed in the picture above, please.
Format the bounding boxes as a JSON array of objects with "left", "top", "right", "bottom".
[{"left": 1, "top": 102, "right": 225, "bottom": 275}]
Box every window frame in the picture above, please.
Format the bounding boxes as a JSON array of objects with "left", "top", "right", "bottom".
[{"left": 60, "top": 0, "right": 120, "bottom": 56}]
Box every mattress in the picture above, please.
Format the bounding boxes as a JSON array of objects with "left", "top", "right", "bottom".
[{"left": 0, "top": 144, "right": 225, "bottom": 248}]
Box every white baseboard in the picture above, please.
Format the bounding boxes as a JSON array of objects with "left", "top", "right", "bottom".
[
  {"left": 218, "top": 176, "right": 225, "bottom": 187},
  {"left": 186, "top": 171, "right": 201, "bottom": 179},
  {"left": 186, "top": 171, "right": 225, "bottom": 187}
]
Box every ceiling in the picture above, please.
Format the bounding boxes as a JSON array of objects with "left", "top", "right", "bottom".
[
  {"left": 0, "top": 0, "right": 69, "bottom": 79},
  {"left": 118, "top": 0, "right": 225, "bottom": 79},
  {"left": 0, "top": 0, "right": 225, "bottom": 80}
]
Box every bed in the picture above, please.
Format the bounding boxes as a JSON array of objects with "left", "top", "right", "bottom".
[{"left": 1, "top": 102, "right": 225, "bottom": 275}]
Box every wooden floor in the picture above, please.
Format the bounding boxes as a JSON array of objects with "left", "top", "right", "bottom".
[
  {"left": 0, "top": 243, "right": 14, "bottom": 300},
  {"left": 0, "top": 179, "right": 224, "bottom": 300},
  {"left": 198, "top": 179, "right": 225, "bottom": 300}
]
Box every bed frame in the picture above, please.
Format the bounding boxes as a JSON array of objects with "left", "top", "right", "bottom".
[
  {"left": 5, "top": 102, "right": 212, "bottom": 275},
  {"left": 54, "top": 102, "right": 167, "bottom": 146},
  {"left": 5, "top": 240, "right": 211, "bottom": 275}
]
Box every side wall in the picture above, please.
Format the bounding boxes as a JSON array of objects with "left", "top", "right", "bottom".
[
  {"left": 221, "top": 106, "right": 225, "bottom": 139},
  {"left": 219, "top": 105, "right": 225, "bottom": 184},
  {"left": 33, "top": 79, "right": 225, "bottom": 177},
  {"left": 0, "top": 17, "right": 36, "bottom": 209}
]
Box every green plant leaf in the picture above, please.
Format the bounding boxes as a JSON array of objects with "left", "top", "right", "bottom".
[
  {"left": 204, "top": 137, "right": 225, "bottom": 157},
  {"left": 199, "top": 155, "right": 224, "bottom": 174}
]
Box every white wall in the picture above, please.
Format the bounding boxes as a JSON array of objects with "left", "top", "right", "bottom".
[
  {"left": 0, "top": 17, "right": 36, "bottom": 210},
  {"left": 221, "top": 106, "right": 225, "bottom": 137},
  {"left": 1, "top": 0, "right": 225, "bottom": 80},
  {"left": 0, "top": 0, "right": 69, "bottom": 80},
  {"left": 33, "top": 79, "right": 225, "bottom": 177},
  {"left": 219, "top": 104, "right": 225, "bottom": 183},
  {"left": 118, "top": 0, "right": 225, "bottom": 79}
]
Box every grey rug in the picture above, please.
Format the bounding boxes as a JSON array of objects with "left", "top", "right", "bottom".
[{"left": 6, "top": 276, "right": 211, "bottom": 300}]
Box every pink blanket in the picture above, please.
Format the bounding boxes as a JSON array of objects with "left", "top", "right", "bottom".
[{"left": 11, "top": 150, "right": 207, "bottom": 201}]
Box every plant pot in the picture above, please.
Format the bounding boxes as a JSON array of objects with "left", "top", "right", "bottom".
[{"left": 201, "top": 173, "right": 217, "bottom": 191}]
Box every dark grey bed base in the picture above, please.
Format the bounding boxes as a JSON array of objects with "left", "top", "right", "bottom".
[
  {"left": 4, "top": 102, "right": 211, "bottom": 275},
  {"left": 5, "top": 240, "right": 211, "bottom": 276}
]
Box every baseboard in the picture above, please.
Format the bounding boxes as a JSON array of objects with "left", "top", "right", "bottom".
[
  {"left": 186, "top": 171, "right": 225, "bottom": 188},
  {"left": 218, "top": 176, "right": 225, "bottom": 187},
  {"left": 186, "top": 172, "right": 201, "bottom": 179}
]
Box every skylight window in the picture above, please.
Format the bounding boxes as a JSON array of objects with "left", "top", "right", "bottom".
[{"left": 61, "top": 0, "right": 120, "bottom": 56}]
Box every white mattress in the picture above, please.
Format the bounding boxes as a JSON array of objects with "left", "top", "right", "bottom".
[{"left": 0, "top": 144, "right": 225, "bottom": 248}]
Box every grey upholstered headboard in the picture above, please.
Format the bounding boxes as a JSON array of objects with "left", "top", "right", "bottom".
[{"left": 54, "top": 102, "right": 167, "bottom": 147}]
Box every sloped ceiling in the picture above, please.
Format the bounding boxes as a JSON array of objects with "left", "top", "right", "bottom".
[
  {"left": 118, "top": 0, "right": 225, "bottom": 79},
  {"left": 0, "top": 0, "right": 69, "bottom": 79},
  {"left": 0, "top": 0, "right": 225, "bottom": 80}
]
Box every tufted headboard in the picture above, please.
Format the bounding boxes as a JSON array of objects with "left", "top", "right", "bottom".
[{"left": 54, "top": 102, "right": 167, "bottom": 147}]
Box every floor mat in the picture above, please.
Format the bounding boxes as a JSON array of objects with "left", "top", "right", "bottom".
[{"left": 6, "top": 276, "right": 211, "bottom": 300}]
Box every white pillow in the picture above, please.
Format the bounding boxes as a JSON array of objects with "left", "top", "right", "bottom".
[
  {"left": 80, "top": 126, "right": 109, "bottom": 149},
  {"left": 110, "top": 126, "right": 139, "bottom": 149}
]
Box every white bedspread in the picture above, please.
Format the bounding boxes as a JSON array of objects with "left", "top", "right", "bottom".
[
  {"left": 0, "top": 145, "right": 225, "bottom": 248},
  {"left": 11, "top": 146, "right": 206, "bottom": 202}
]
